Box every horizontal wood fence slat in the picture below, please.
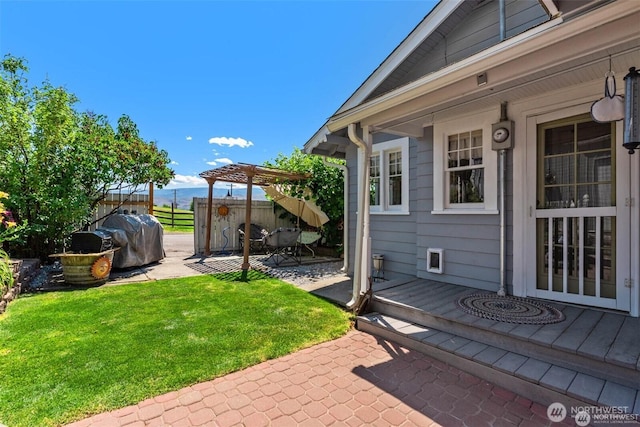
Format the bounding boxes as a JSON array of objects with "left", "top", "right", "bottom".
[
  {"left": 91, "top": 193, "right": 150, "bottom": 231},
  {"left": 153, "top": 206, "right": 194, "bottom": 227}
]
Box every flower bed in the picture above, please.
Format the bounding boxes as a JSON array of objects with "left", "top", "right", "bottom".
[{"left": 1, "top": 259, "right": 24, "bottom": 315}]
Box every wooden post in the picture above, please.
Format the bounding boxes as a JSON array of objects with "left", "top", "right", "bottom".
[
  {"left": 204, "top": 178, "right": 215, "bottom": 256},
  {"left": 148, "top": 182, "right": 154, "bottom": 215},
  {"left": 241, "top": 167, "right": 255, "bottom": 280}
]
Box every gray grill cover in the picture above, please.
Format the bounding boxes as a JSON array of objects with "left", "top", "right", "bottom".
[{"left": 100, "top": 214, "right": 165, "bottom": 268}]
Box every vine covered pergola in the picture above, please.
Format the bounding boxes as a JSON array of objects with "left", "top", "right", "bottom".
[{"left": 199, "top": 163, "right": 309, "bottom": 279}]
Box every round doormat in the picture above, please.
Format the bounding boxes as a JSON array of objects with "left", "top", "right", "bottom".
[{"left": 455, "top": 293, "right": 565, "bottom": 325}]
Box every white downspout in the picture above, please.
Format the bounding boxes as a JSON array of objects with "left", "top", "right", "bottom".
[
  {"left": 322, "top": 157, "right": 349, "bottom": 272},
  {"left": 346, "top": 123, "right": 371, "bottom": 310}
]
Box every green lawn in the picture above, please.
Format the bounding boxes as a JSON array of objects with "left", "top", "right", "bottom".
[
  {"left": 162, "top": 224, "right": 194, "bottom": 233},
  {"left": 0, "top": 273, "right": 352, "bottom": 427}
]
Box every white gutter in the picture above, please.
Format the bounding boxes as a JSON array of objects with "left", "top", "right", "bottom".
[
  {"left": 346, "top": 123, "right": 371, "bottom": 310},
  {"left": 322, "top": 157, "right": 348, "bottom": 272}
]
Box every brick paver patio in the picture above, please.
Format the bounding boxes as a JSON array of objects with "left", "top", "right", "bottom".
[{"left": 66, "top": 330, "right": 572, "bottom": 426}]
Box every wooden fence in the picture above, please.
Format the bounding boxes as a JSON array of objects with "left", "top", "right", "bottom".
[
  {"left": 90, "top": 193, "right": 150, "bottom": 230},
  {"left": 93, "top": 194, "right": 291, "bottom": 255},
  {"left": 153, "top": 206, "right": 194, "bottom": 227},
  {"left": 193, "top": 197, "right": 291, "bottom": 255}
]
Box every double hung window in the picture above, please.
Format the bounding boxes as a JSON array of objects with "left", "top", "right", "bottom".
[
  {"left": 447, "top": 130, "right": 484, "bottom": 205},
  {"left": 433, "top": 112, "right": 497, "bottom": 214},
  {"left": 369, "top": 137, "right": 409, "bottom": 214}
]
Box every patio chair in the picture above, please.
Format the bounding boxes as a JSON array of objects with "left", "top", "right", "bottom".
[
  {"left": 299, "top": 231, "right": 322, "bottom": 257},
  {"left": 238, "top": 223, "right": 269, "bottom": 253},
  {"left": 264, "top": 227, "right": 302, "bottom": 266}
]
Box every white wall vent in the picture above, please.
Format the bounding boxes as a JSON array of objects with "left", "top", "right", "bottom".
[{"left": 427, "top": 248, "right": 444, "bottom": 274}]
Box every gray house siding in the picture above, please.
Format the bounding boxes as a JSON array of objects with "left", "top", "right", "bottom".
[
  {"left": 369, "top": 0, "right": 548, "bottom": 101},
  {"left": 343, "top": 135, "right": 419, "bottom": 282},
  {"left": 442, "top": 0, "right": 547, "bottom": 63},
  {"left": 414, "top": 126, "right": 514, "bottom": 293},
  {"left": 343, "top": 124, "right": 515, "bottom": 292},
  {"left": 370, "top": 134, "right": 419, "bottom": 281}
]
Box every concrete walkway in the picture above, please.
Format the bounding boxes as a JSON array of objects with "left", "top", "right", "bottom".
[
  {"left": 66, "top": 330, "right": 569, "bottom": 427},
  {"left": 105, "top": 233, "right": 203, "bottom": 285}
]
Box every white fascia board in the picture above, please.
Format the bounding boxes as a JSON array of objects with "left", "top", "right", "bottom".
[
  {"left": 303, "top": 124, "right": 330, "bottom": 155},
  {"left": 326, "top": 0, "right": 640, "bottom": 133},
  {"left": 305, "top": 0, "right": 462, "bottom": 152},
  {"left": 335, "top": 0, "right": 464, "bottom": 115}
]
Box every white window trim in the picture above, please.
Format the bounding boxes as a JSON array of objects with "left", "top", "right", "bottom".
[
  {"left": 433, "top": 111, "right": 498, "bottom": 215},
  {"left": 370, "top": 137, "right": 409, "bottom": 215}
]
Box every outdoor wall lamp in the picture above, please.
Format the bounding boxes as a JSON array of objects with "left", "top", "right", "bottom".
[
  {"left": 372, "top": 253, "right": 384, "bottom": 281},
  {"left": 623, "top": 67, "right": 640, "bottom": 154}
]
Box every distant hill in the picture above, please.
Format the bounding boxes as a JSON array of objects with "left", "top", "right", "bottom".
[{"left": 149, "top": 187, "right": 266, "bottom": 209}]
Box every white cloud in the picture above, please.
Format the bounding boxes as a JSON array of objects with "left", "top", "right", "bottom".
[
  {"left": 208, "top": 136, "right": 254, "bottom": 148},
  {"left": 165, "top": 174, "right": 207, "bottom": 189},
  {"left": 205, "top": 157, "right": 233, "bottom": 167},
  {"left": 186, "top": 136, "right": 192, "bottom": 141},
  {"left": 170, "top": 160, "right": 179, "bottom": 165}
]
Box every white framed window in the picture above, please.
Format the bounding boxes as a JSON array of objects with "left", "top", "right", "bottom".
[
  {"left": 447, "top": 130, "right": 484, "bottom": 205},
  {"left": 370, "top": 137, "right": 409, "bottom": 214},
  {"left": 433, "top": 112, "right": 498, "bottom": 214}
]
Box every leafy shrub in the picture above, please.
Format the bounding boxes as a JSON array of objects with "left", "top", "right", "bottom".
[{"left": 0, "top": 55, "right": 174, "bottom": 260}]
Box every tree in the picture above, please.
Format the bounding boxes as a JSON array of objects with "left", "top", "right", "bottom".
[
  {"left": 264, "top": 147, "right": 344, "bottom": 247},
  {"left": 0, "top": 55, "right": 174, "bottom": 260}
]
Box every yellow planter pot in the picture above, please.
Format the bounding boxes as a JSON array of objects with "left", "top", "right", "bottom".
[{"left": 50, "top": 249, "right": 116, "bottom": 286}]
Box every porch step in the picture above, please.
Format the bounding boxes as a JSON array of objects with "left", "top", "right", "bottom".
[
  {"left": 357, "top": 312, "right": 640, "bottom": 416},
  {"left": 368, "top": 282, "right": 640, "bottom": 391}
]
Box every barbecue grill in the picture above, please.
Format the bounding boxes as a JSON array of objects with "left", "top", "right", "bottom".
[{"left": 70, "top": 230, "right": 113, "bottom": 253}]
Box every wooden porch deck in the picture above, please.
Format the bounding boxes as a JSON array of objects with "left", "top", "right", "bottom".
[{"left": 358, "top": 278, "right": 640, "bottom": 416}]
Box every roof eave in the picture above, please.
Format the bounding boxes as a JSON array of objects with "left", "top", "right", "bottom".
[
  {"left": 303, "top": 0, "right": 464, "bottom": 155},
  {"left": 334, "top": 0, "right": 465, "bottom": 116},
  {"left": 327, "top": 0, "right": 639, "bottom": 134}
]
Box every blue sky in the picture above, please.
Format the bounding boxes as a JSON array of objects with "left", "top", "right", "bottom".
[{"left": 1, "top": 0, "right": 437, "bottom": 190}]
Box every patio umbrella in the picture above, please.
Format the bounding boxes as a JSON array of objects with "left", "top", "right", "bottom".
[{"left": 262, "top": 185, "right": 329, "bottom": 228}]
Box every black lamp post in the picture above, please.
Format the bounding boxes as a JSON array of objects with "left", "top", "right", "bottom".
[{"left": 623, "top": 67, "right": 640, "bottom": 153}]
